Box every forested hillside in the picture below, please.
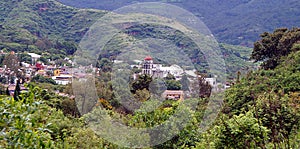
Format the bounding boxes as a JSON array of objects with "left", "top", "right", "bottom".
[
  {"left": 0, "top": 0, "right": 105, "bottom": 55},
  {"left": 58, "top": 0, "right": 300, "bottom": 46},
  {"left": 0, "top": 0, "right": 255, "bottom": 77}
]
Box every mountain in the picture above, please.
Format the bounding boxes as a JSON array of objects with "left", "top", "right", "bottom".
[
  {"left": 57, "top": 0, "right": 300, "bottom": 46},
  {"left": 0, "top": 0, "right": 255, "bottom": 78},
  {"left": 0, "top": 0, "right": 105, "bottom": 51}
]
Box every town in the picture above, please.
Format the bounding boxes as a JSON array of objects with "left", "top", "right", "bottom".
[
  {"left": 0, "top": 50, "right": 231, "bottom": 100},
  {"left": 0, "top": 50, "right": 87, "bottom": 97}
]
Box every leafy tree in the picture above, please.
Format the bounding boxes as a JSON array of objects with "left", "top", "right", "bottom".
[
  {"left": 3, "top": 51, "right": 20, "bottom": 75},
  {"left": 55, "top": 41, "right": 78, "bottom": 55},
  {"left": 212, "top": 112, "right": 269, "bottom": 149},
  {"left": 255, "top": 92, "right": 300, "bottom": 148},
  {"left": 72, "top": 77, "right": 98, "bottom": 115},
  {"left": 180, "top": 74, "right": 190, "bottom": 91},
  {"left": 0, "top": 76, "right": 7, "bottom": 84},
  {"left": 164, "top": 73, "right": 176, "bottom": 80},
  {"left": 163, "top": 73, "right": 182, "bottom": 90},
  {"left": 134, "top": 88, "right": 151, "bottom": 102},
  {"left": 60, "top": 98, "right": 81, "bottom": 118},
  {"left": 132, "top": 66, "right": 142, "bottom": 74},
  {"left": 35, "top": 38, "right": 53, "bottom": 51},
  {"left": 64, "top": 128, "right": 118, "bottom": 149},
  {"left": 0, "top": 85, "right": 5, "bottom": 95},
  {"left": 0, "top": 88, "right": 55, "bottom": 148},
  {"left": 131, "top": 74, "right": 152, "bottom": 93},
  {"left": 96, "top": 58, "right": 113, "bottom": 72},
  {"left": 191, "top": 74, "right": 212, "bottom": 98},
  {"left": 31, "top": 75, "right": 57, "bottom": 85},
  {"left": 251, "top": 28, "right": 300, "bottom": 69},
  {"left": 165, "top": 80, "right": 182, "bottom": 90}
]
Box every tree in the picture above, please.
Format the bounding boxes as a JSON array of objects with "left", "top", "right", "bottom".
[
  {"left": 180, "top": 74, "right": 190, "bottom": 91},
  {"left": 31, "top": 75, "right": 57, "bottom": 85},
  {"left": 212, "top": 112, "right": 269, "bottom": 149},
  {"left": 255, "top": 92, "right": 300, "bottom": 148},
  {"left": 134, "top": 88, "right": 151, "bottom": 102},
  {"left": 35, "top": 38, "right": 53, "bottom": 51},
  {"left": 191, "top": 74, "right": 212, "bottom": 98},
  {"left": 165, "top": 73, "right": 176, "bottom": 80},
  {"left": 131, "top": 74, "right": 152, "bottom": 93},
  {"left": 251, "top": 28, "right": 300, "bottom": 69},
  {"left": 72, "top": 77, "right": 98, "bottom": 115},
  {"left": 163, "top": 73, "right": 182, "bottom": 90},
  {"left": 13, "top": 79, "right": 21, "bottom": 101},
  {"left": 3, "top": 51, "right": 20, "bottom": 74},
  {"left": 165, "top": 80, "right": 182, "bottom": 90},
  {"left": 96, "top": 58, "right": 113, "bottom": 72},
  {"left": 6, "top": 87, "right": 10, "bottom": 96}
]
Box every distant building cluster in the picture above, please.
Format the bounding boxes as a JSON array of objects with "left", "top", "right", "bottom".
[
  {"left": 133, "top": 56, "right": 218, "bottom": 87},
  {"left": 0, "top": 51, "right": 232, "bottom": 100},
  {"left": 140, "top": 56, "right": 184, "bottom": 80},
  {"left": 128, "top": 56, "right": 229, "bottom": 100},
  {"left": 0, "top": 51, "right": 96, "bottom": 96}
]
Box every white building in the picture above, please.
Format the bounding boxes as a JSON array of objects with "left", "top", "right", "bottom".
[
  {"left": 160, "top": 65, "right": 184, "bottom": 80},
  {"left": 141, "top": 56, "right": 185, "bottom": 79},
  {"left": 27, "top": 53, "right": 41, "bottom": 65},
  {"left": 52, "top": 75, "right": 72, "bottom": 85}
]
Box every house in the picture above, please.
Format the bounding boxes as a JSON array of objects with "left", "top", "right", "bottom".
[
  {"left": 162, "top": 90, "right": 184, "bottom": 100},
  {"left": 27, "top": 53, "right": 41, "bottom": 65},
  {"left": 160, "top": 64, "right": 184, "bottom": 80},
  {"left": 52, "top": 74, "right": 72, "bottom": 85},
  {"left": 53, "top": 69, "right": 61, "bottom": 76},
  {"left": 205, "top": 78, "right": 217, "bottom": 87},
  {"left": 35, "top": 62, "right": 44, "bottom": 71}
]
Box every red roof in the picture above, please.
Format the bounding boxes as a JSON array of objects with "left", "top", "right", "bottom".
[
  {"left": 144, "top": 56, "right": 153, "bottom": 60},
  {"left": 36, "top": 63, "right": 44, "bottom": 69}
]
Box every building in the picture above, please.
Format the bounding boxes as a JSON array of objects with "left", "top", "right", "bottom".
[
  {"left": 27, "top": 53, "right": 41, "bottom": 65},
  {"left": 162, "top": 90, "right": 184, "bottom": 100},
  {"left": 205, "top": 78, "right": 217, "bottom": 87},
  {"left": 141, "top": 56, "right": 184, "bottom": 79},
  {"left": 160, "top": 64, "right": 184, "bottom": 80},
  {"left": 142, "top": 56, "right": 154, "bottom": 75},
  {"left": 52, "top": 75, "right": 72, "bottom": 85},
  {"left": 142, "top": 56, "right": 164, "bottom": 78}
]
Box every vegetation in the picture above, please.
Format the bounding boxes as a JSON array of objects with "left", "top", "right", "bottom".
[
  {"left": 96, "top": 23, "right": 256, "bottom": 78},
  {"left": 2, "top": 27, "right": 299, "bottom": 148},
  {"left": 251, "top": 28, "right": 300, "bottom": 69},
  {"left": 31, "top": 74, "right": 57, "bottom": 85},
  {"left": 0, "top": 0, "right": 106, "bottom": 59},
  {"left": 58, "top": 0, "right": 300, "bottom": 46},
  {"left": 0, "top": 0, "right": 255, "bottom": 78},
  {"left": 0, "top": 0, "right": 299, "bottom": 148}
]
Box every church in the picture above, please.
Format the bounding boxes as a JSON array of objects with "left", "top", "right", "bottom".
[{"left": 141, "top": 56, "right": 184, "bottom": 80}]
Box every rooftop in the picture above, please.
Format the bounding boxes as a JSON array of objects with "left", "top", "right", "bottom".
[{"left": 144, "top": 56, "right": 153, "bottom": 61}]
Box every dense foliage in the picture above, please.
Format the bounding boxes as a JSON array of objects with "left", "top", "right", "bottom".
[
  {"left": 2, "top": 47, "right": 298, "bottom": 148},
  {"left": 251, "top": 28, "right": 300, "bottom": 69},
  {"left": 0, "top": 0, "right": 105, "bottom": 57}
]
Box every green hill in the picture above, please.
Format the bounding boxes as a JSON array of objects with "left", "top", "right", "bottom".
[
  {"left": 0, "top": 0, "right": 256, "bottom": 78},
  {"left": 0, "top": 0, "right": 105, "bottom": 54},
  {"left": 58, "top": 0, "right": 300, "bottom": 46}
]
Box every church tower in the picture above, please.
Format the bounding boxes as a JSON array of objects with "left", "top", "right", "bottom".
[{"left": 142, "top": 56, "right": 153, "bottom": 75}]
